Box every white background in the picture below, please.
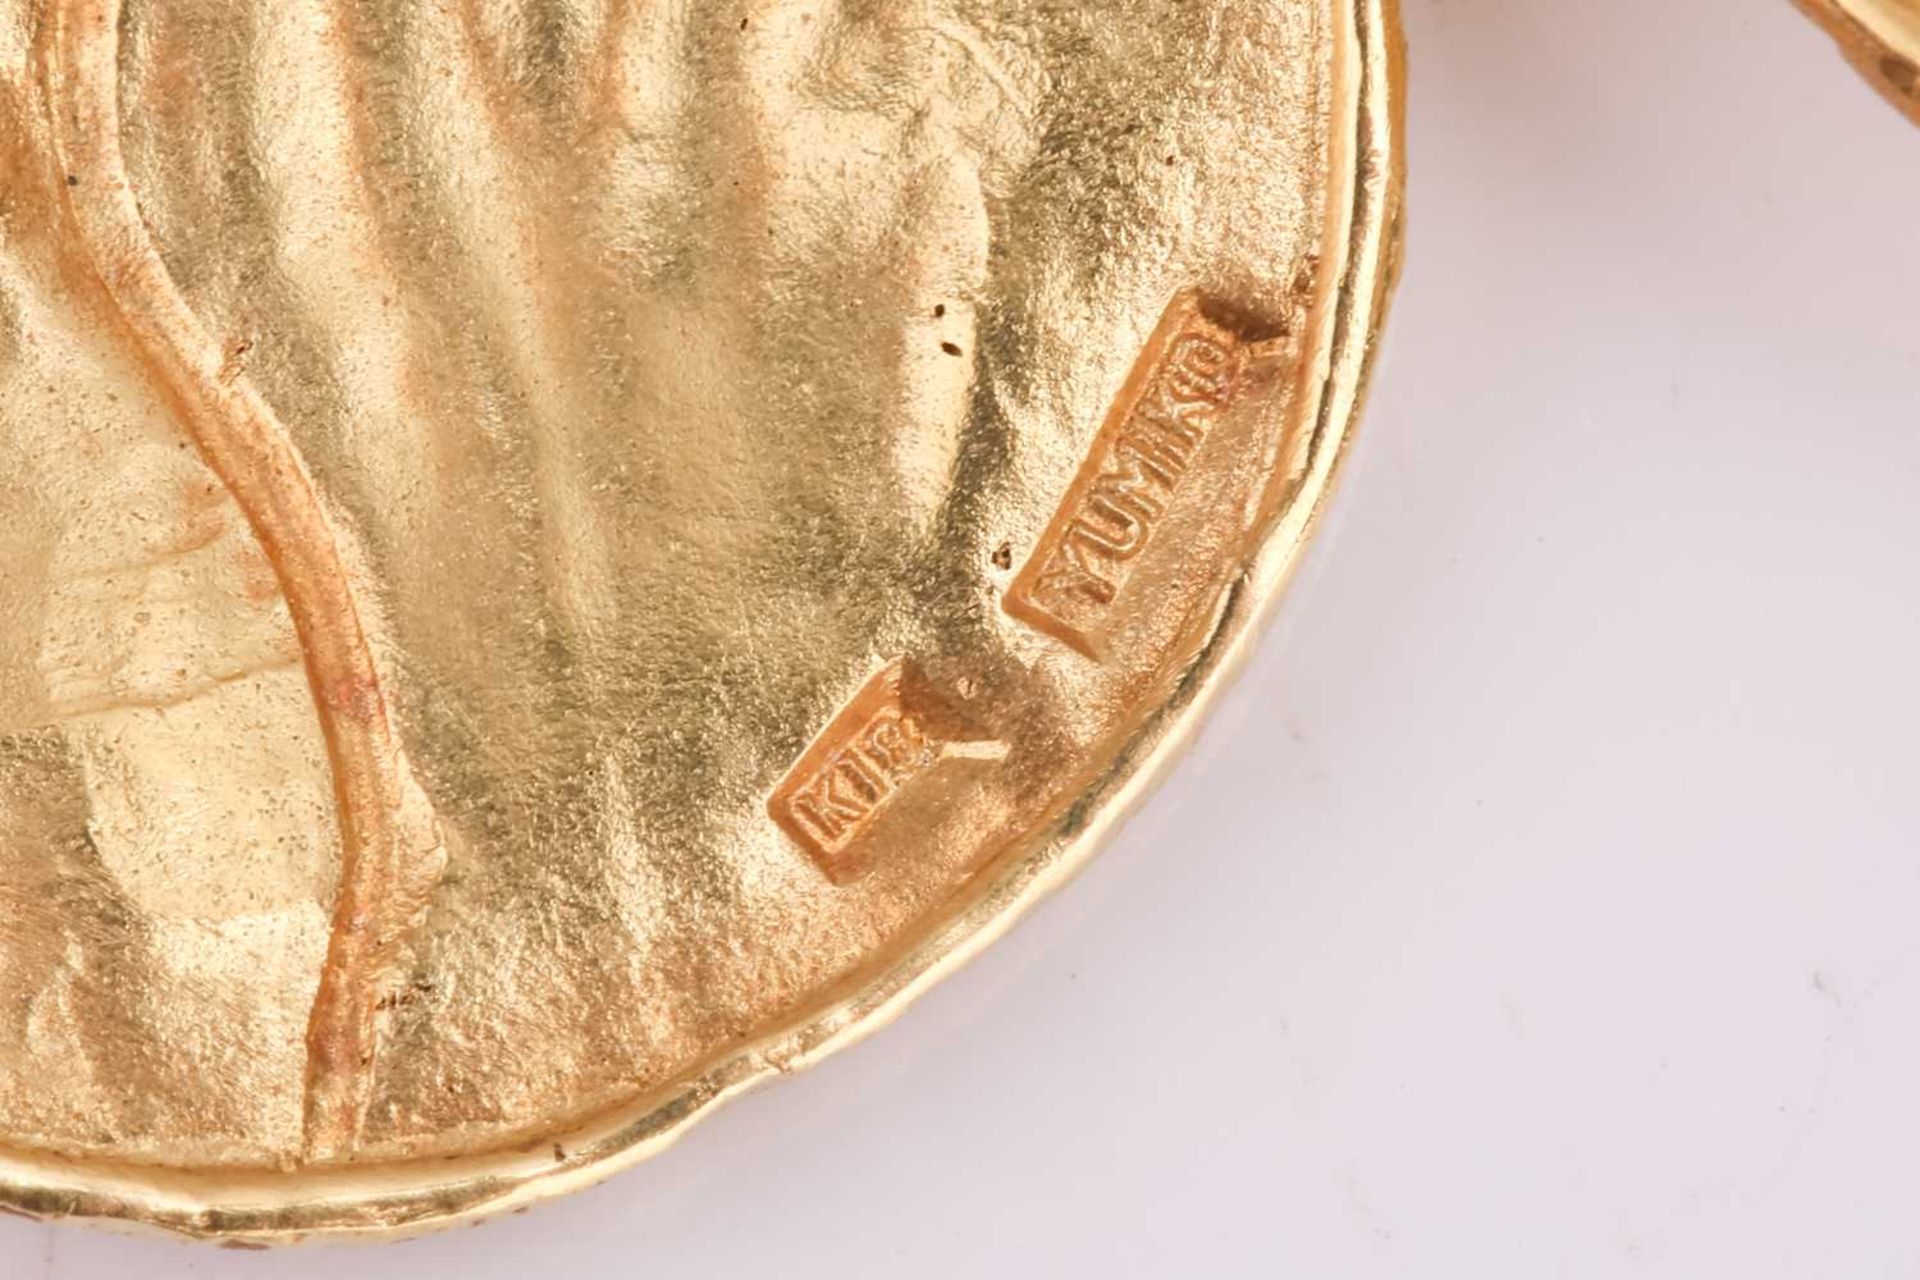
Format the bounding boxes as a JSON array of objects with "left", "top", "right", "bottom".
[{"left": 9, "top": 1, "right": 1920, "bottom": 1274}]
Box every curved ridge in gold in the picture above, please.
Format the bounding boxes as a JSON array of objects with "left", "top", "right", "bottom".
[{"left": 36, "top": 0, "right": 447, "bottom": 1164}]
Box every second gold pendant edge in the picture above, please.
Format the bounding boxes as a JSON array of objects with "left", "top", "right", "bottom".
[{"left": 1797, "top": 0, "right": 1920, "bottom": 123}]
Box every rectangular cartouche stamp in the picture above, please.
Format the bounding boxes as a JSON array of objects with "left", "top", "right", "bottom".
[
  {"left": 1004, "top": 291, "right": 1278, "bottom": 659},
  {"left": 769, "top": 661, "right": 947, "bottom": 884}
]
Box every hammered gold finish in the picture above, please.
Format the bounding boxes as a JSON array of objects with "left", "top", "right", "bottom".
[
  {"left": 1799, "top": 0, "right": 1920, "bottom": 123},
  {"left": 0, "top": 0, "right": 1402, "bottom": 1241}
]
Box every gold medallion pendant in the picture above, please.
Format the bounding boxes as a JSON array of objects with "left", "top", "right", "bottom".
[
  {"left": 1798, "top": 0, "right": 1920, "bottom": 122},
  {"left": 0, "top": 0, "right": 1401, "bottom": 1242}
]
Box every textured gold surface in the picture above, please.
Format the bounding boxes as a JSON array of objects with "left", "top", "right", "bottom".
[
  {"left": 1799, "top": 0, "right": 1920, "bottom": 123},
  {"left": 0, "top": 0, "right": 1402, "bottom": 1241}
]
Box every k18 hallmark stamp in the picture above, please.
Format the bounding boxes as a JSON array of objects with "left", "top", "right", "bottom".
[{"left": 770, "top": 661, "right": 1005, "bottom": 884}]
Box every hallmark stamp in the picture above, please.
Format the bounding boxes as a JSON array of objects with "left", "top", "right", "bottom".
[
  {"left": 1004, "top": 290, "right": 1289, "bottom": 659},
  {"left": 770, "top": 661, "right": 1002, "bottom": 884}
]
